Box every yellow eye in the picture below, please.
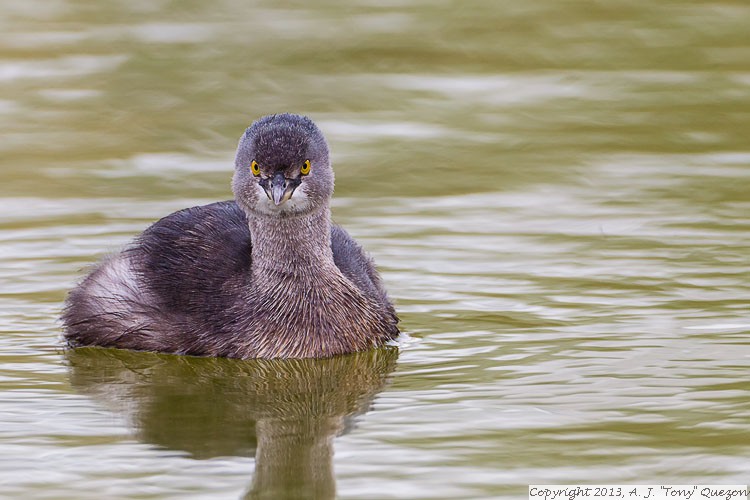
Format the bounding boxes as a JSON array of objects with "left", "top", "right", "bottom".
[
  {"left": 301, "top": 159, "right": 311, "bottom": 175},
  {"left": 251, "top": 160, "right": 260, "bottom": 176}
]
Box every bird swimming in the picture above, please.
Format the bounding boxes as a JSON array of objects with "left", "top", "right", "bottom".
[{"left": 62, "top": 113, "right": 399, "bottom": 359}]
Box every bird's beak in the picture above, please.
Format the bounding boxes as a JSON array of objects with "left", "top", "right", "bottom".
[{"left": 265, "top": 172, "right": 296, "bottom": 206}]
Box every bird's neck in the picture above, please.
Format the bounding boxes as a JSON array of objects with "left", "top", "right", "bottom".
[{"left": 248, "top": 205, "right": 335, "bottom": 275}]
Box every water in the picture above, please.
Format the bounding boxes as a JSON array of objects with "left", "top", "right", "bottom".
[{"left": 1, "top": 1, "right": 749, "bottom": 498}]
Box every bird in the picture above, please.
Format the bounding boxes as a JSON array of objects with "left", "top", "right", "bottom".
[{"left": 62, "top": 113, "right": 399, "bottom": 359}]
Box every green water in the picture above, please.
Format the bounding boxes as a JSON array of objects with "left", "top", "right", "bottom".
[{"left": 1, "top": 1, "right": 749, "bottom": 498}]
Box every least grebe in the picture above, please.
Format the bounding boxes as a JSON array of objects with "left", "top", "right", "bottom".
[{"left": 62, "top": 114, "right": 399, "bottom": 359}]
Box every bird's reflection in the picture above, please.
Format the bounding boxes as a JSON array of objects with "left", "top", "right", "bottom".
[{"left": 66, "top": 346, "right": 399, "bottom": 500}]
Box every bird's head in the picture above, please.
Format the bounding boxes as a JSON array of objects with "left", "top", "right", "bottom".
[{"left": 232, "top": 113, "right": 333, "bottom": 217}]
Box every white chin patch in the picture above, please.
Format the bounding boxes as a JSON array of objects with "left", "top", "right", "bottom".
[{"left": 253, "top": 184, "right": 311, "bottom": 216}]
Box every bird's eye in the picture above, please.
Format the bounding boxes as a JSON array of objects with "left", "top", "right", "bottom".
[
  {"left": 251, "top": 160, "right": 260, "bottom": 176},
  {"left": 301, "top": 160, "right": 311, "bottom": 175}
]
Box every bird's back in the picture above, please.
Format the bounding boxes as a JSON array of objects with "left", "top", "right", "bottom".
[
  {"left": 132, "top": 201, "right": 390, "bottom": 311},
  {"left": 131, "top": 201, "right": 253, "bottom": 317}
]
